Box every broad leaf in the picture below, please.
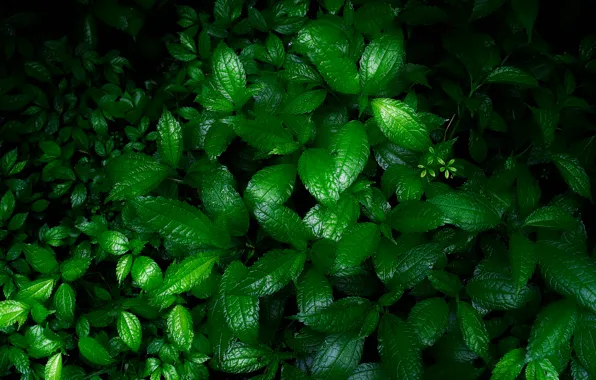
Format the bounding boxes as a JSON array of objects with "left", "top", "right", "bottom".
[{"left": 371, "top": 98, "right": 431, "bottom": 152}]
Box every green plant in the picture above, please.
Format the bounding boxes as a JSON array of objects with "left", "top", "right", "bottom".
[{"left": 1, "top": 0, "right": 595, "bottom": 379}]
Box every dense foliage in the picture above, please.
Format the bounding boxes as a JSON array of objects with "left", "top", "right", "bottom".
[{"left": 1, "top": 0, "right": 595, "bottom": 379}]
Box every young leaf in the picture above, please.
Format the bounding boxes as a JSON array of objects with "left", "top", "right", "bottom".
[
  {"left": 117, "top": 311, "right": 142, "bottom": 352},
  {"left": 526, "top": 299, "right": 577, "bottom": 361},
  {"left": 457, "top": 301, "right": 490, "bottom": 360},
  {"left": 44, "top": 353, "right": 62, "bottom": 380},
  {"left": 428, "top": 191, "right": 501, "bottom": 232},
  {"left": 98, "top": 231, "right": 129, "bottom": 255},
  {"left": 0, "top": 300, "right": 30, "bottom": 328},
  {"left": 360, "top": 32, "right": 405, "bottom": 95},
  {"left": 155, "top": 251, "right": 219, "bottom": 297},
  {"left": 157, "top": 108, "right": 183, "bottom": 168},
  {"left": 131, "top": 256, "right": 163, "bottom": 291},
  {"left": 378, "top": 314, "right": 422, "bottom": 380},
  {"left": 371, "top": 98, "right": 431, "bottom": 152},
  {"left": 311, "top": 334, "right": 364, "bottom": 379},
  {"left": 552, "top": 153, "right": 592, "bottom": 200},
  {"left": 167, "top": 305, "right": 194, "bottom": 351},
  {"left": 491, "top": 348, "right": 526, "bottom": 380},
  {"left": 54, "top": 283, "right": 75, "bottom": 322}
]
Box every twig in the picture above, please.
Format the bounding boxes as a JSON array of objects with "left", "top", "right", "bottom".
[{"left": 443, "top": 114, "right": 456, "bottom": 141}]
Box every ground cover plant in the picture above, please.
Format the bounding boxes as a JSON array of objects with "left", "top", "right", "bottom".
[{"left": 0, "top": 0, "right": 595, "bottom": 379}]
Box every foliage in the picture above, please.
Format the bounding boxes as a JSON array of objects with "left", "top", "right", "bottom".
[{"left": 1, "top": 0, "right": 595, "bottom": 379}]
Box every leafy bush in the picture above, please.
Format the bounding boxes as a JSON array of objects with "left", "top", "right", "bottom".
[{"left": 1, "top": 0, "right": 595, "bottom": 379}]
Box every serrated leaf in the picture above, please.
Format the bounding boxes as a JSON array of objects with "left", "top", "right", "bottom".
[
  {"left": 44, "top": 353, "right": 62, "bottom": 380},
  {"left": 393, "top": 243, "right": 442, "bottom": 289},
  {"left": 230, "top": 115, "right": 298, "bottom": 155},
  {"left": 527, "top": 299, "right": 577, "bottom": 361},
  {"left": 509, "top": 232, "right": 536, "bottom": 292},
  {"left": 298, "top": 148, "right": 341, "bottom": 207},
  {"left": 78, "top": 336, "right": 113, "bottom": 366},
  {"left": 523, "top": 206, "right": 577, "bottom": 230},
  {"left": 311, "top": 334, "right": 364, "bottom": 379},
  {"left": 0, "top": 300, "right": 30, "bottom": 328},
  {"left": 23, "top": 244, "right": 58, "bottom": 274},
  {"left": 485, "top": 66, "right": 538, "bottom": 87},
  {"left": 457, "top": 301, "right": 490, "bottom": 360},
  {"left": 378, "top": 314, "right": 422, "bottom": 380},
  {"left": 253, "top": 203, "right": 311, "bottom": 249},
  {"left": 466, "top": 270, "right": 532, "bottom": 310},
  {"left": 304, "top": 194, "right": 360, "bottom": 241},
  {"left": 491, "top": 348, "right": 526, "bottom": 380},
  {"left": 388, "top": 200, "right": 445, "bottom": 233},
  {"left": 244, "top": 164, "right": 296, "bottom": 210},
  {"left": 157, "top": 108, "right": 183, "bottom": 167},
  {"left": 98, "top": 231, "right": 129, "bottom": 255},
  {"left": 212, "top": 42, "right": 247, "bottom": 106},
  {"left": 298, "top": 297, "right": 371, "bottom": 334},
  {"left": 525, "top": 358, "right": 558, "bottom": 380},
  {"left": 233, "top": 250, "right": 306, "bottom": 297},
  {"left": 221, "top": 262, "right": 259, "bottom": 344},
  {"left": 167, "top": 305, "right": 194, "bottom": 351},
  {"left": 116, "top": 254, "right": 133, "bottom": 284},
  {"left": 538, "top": 242, "right": 596, "bottom": 313},
  {"left": 331, "top": 223, "right": 380, "bottom": 274},
  {"left": 428, "top": 191, "right": 501, "bottom": 232},
  {"left": 574, "top": 320, "right": 596, "bottom": 377},
  {"left": 131, "top": 256, "right": 163, "bottom": 291},
  {"left": 552, "top": 153, "right": 592, "bottom": 200},
  {"left": 408, "top": 298, "right": 449, "bottom": 347},
  {"left": 360, "top": 32, "right": 405, "bottom": 94},
  {"left": 297, "top": 268, "right": 333, "bottom": 315},
  {"left": 330, "top": 121, "right": 370, "bottom": 192},
  {"left": 155, "top": 251, "right": 219, "bottom": 297},
  {"left": 283, "top": 90, "right": 327, "bottom": 114},
  {"left": 371, "top": 98, "right": 431, "bottom": 152},
  {"left": 118, "top": 311, "right": 142, "bottom": 352},
  {"left": 428, "top": 270, "right": 462, "bottom": 297},
  {"left": 106, "top": 153, "right": 169, "bottom": 202},
  {"left": 131, "top": 196, "right": 230, "bottom": 249},
  {"left": 381, "top": 164, "right": 424, "bottom": 201},
  {"left": 219, "top": 342, "right": 273, "bottom": 374},
  {"left": 54, "top": 283, "right": 75, "bottom": 322}
]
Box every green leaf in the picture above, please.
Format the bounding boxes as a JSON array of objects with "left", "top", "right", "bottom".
[
  {"left": 485, "top": 66, "right": 538, "bottom": 87},
  {"left": 360, "top": 32, "right": 405, "bottom": 94},
  {"left": 16, "top": 278, "right": 55, "bottom": 303},
  {"left": 230, "top": 115, "right": 299, "bottom": 155},
  {"left": 517, "top": 164, "right": 541, "bottom": 216},
  {"left": 408, "top": 298, "right": 449, "bottom": 347},
  {"left": 23, "top": 244, "right": 58, "bottom": 274},
  {"left": 470, "top": 0, "right": 506, "bottom": 20},
  {"left": 131, "top": 256, "right": 163, "bottom": 291},
  {"left": 298, "top": 297, "right": 371, "bottom": 333},
  {"left": 512, "top": 0, "right": 538, "bottom": 41},
  {"left": 44, "top": 353, "right": 62, "bottom": 380},
  {"left": 378, "top": 314, "right": 422, "bottom": 380},
  {"left": 117, "top": 311, "right": 142, "bottom": 352},
  {"left": 304, "top": 194, "right": 360, "bottom": 241},
  {"left": 322, "top": 0, "right": 344, "bottom": 14},
  {"left": 221, "top": 262, "right": 259, "bottom": 344},
  {"left": 491, "top": 348, "right": 526, "bottom": 380},
  {"left": 0, "top": 190, "right": 15, "bottom": 221},
  {"left": 428, "top": 191, "right": 501, "bottom": 232},
  {"left": 233, "top": 250, "right": 306, "bottom": 297},
  {"left": 317, "top": 56, "right": 360, "bottom": 95},
  {"left": 266, "top": 33, "right": 285, "bottom": 67},
  {"left": 24, "top": 61, "right": 52, "bottom": 82},
  {"left": 244, "top": 164, "right": 296, "bottom": 210},
  {"left": 167, "top": 305, "right": 194, "bottom": 351},
  {"left": 8, "top": 212, "right": 28, "bottom": 230},
  {"left": 574, "top": 320, "right": 596, "bottom": 377},
  {"left": 219, "top": 342, "right": 273, "bottom": 374},
  {"left": 157, "top": 108, "right": 183, "bottom": 167},
  {"left": 61, "top": 257, "right": 91, "bottom": 282},
  {"left": 527, "top": 299, "right": 577, "bottom": 361},
  {"left": 131, "top": 196, "right": 230, "bottom": 249},
  {"left": 106, "top": 153, "right": 169, "bottom": 202},
  {"left": 523, "top": 206, "right": 577, "bottom": 230},
  {"left": 388, "top": 200, "right": 445, "bottom": 233},
  {"left": 78, "top": 336, "right": 113, "bottom": 366},
  {"left": 155, "top": 251, "right": 219, "bottom": 297},
  {"left": 371, "top": 98, "right": 431, "bottom": 152},
  {"left": 457, "top": 301, "right": 490, "bottom": 360},
  {"left": 116, "top": 254, "right": 133, "bottom": 284},
  {"left": 552, "top": 153, "right": 592, "bottom": 200},
  {"left": 466, "top": 269, "right": 533, "bottom": 310},
  {"left": 330, "top": 121, "right": 370, "bottom": 192},
  {"left": 0, "top": 300, "right": 30, "bottom": 328},
  {"left": 298, "top": 148, "right": 341, "bottom": 207},
  {"left": 54, "top": 283, "right": 75, "bottom": 322},
  {"left": 393, "top": 243, "right": 442, "bottom": 288},
  {"left": 200, "top": 167, "right": 249, "bottom": 236},
  {"left": 297, "top": 268, "right": 333, "bottom": 315},
  {"left": 538, "top": 242, "right": 596, "bottom": 313},
  {"left": 212, "top": 42, "right": 247, "bottom": 106},
  {"left": 98, "top": 231, "right": 129, "bottom": 255},
  {"left": 381, "top": 164, "right": 424, "bottom": 201},
  {"left": 331, "top": 223, "right": 380, "bottom": 274},
  {"left": 283, "top": 90, "right": 327, "bottom": 114},
  {"left": 509, "top": 232, "right": 536, "bottom": 292},
  {"left": 428, "top": 270, "right": 463, "bottom": 297},
  {"left": 311, "top": 334, "right": 364, "bottom": 379},
  {"left": 525, "top": 358, "right": 558, "bottom": 380},
  {"left": 253, "top": 203, "right": 311, "bottom": 249}
]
